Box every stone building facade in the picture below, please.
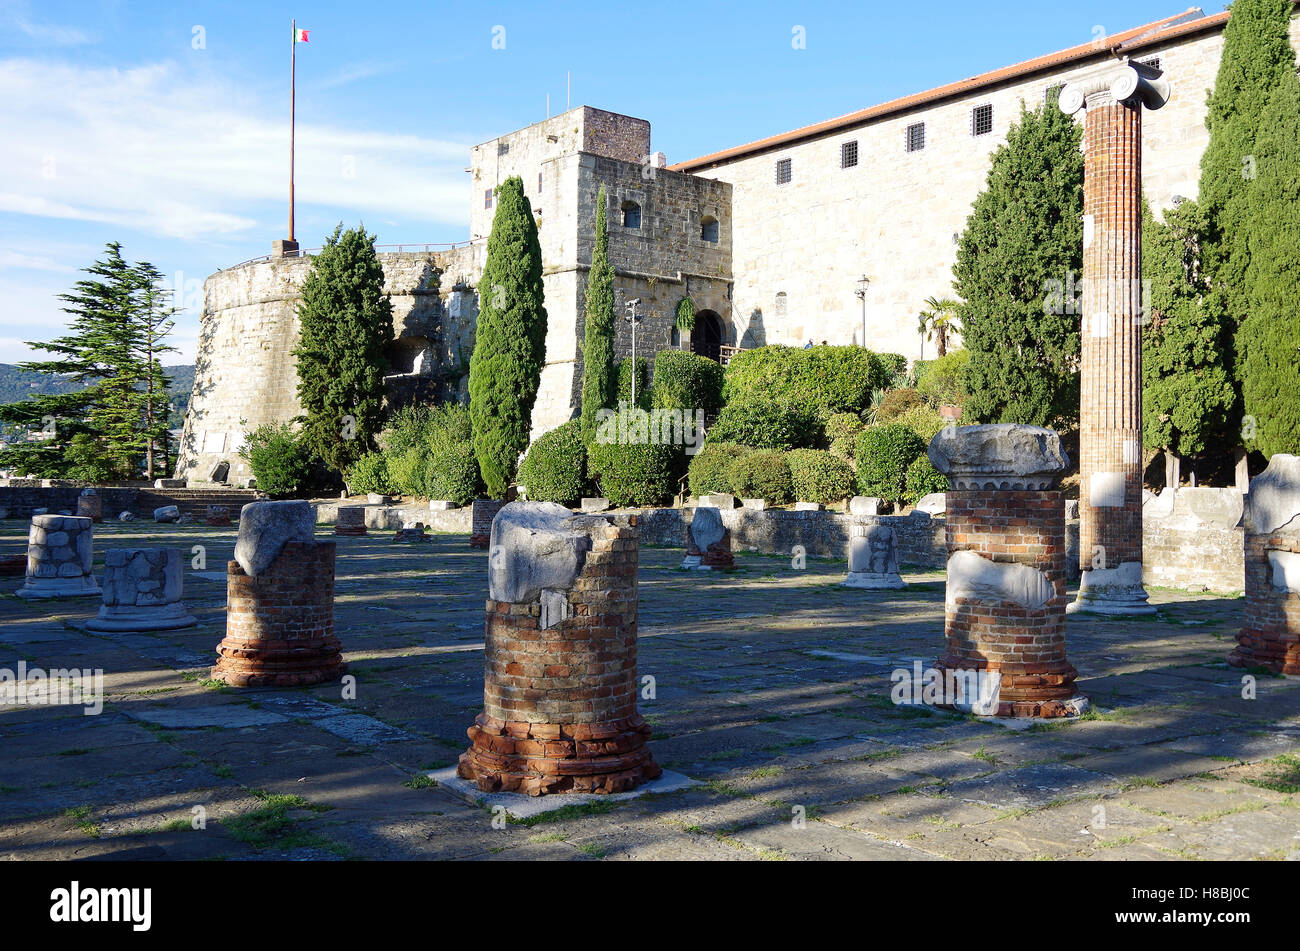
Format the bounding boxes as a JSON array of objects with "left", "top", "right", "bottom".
[{"left": 178, "top": 7, "right": 1299, "bottom": 485}]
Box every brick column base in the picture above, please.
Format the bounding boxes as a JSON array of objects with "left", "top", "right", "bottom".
[
  {"left": 469, "top": 499, "right": 505, "bottom": 549},
  {"left": 212, "top": 541, "right": 345, "bottom": 687},
  {"left": 334, "top": 506, "right": 367, "bottom": 537},
  {"left": 1229, "top": 533, "right": 1300, "bottom": 676}
]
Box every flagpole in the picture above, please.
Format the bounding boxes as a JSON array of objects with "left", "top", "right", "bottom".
[{"left": 290, "top": 18, "right": 296, "bottom": 243}]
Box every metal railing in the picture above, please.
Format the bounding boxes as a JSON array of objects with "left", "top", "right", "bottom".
[{"left": 224, "top": 238, "right": 481, "bottom": 271}]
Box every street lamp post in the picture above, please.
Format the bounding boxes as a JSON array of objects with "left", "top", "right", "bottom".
[
  {"left": 854, "top": 276, "right": 870, "bottom": 346},
  {"left": 625, "top": 299, "right": 643, "bottom": 405}
]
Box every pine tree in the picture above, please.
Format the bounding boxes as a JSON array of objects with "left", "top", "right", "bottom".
[
  {"left": 1237, "top": 69, "right": 1300, "bottom": 458},
  {"left": 580, "top": 185, "right": 616, "bottom": 446},
  {"left": 1140, "top": 199, "right": 1235, "bottom": 462},
  {"left": 294, "top": 224, "right": 394, "bottom": 474},
  {"left": 468, "top": 176, "right": 548, "bottom": 497},
  {"left": 952, "top": 99, "right": 1084, "bottom": 426},
  {"left": 0, "top": 242, "right": 146, "bottom": 478},
  {"left": 1198, "top": 0, "right": 1296, "bottom": 314}
]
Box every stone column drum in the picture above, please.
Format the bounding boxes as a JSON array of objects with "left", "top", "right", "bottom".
[
  {"left": 680, "top": 505, "right": 734, "bottom": 569},
  {"left": 87, "top": 548, "right": 196, "bottom": 632},
  {"left": 1230, "top": 455, "right": 1300, "bottom": 676},
  {"left": 469, "top": 499, "right": 505, "bottom": 549},
  {"left": 17, "top": 515, "right": 101, "bottom": 600},
  {"left": 76, "top": 489, "right": 102, "bottom": 523},
  {"left": 334, "top": 505, "right": 367, "bottom": 536},
  {"left": 457, "top": 502, "right": 661, "bottom": 796},
  {"left": 842, "top": 518, "right": 905, "bottom": 589},
  {"left": 929, "top": 424, "right": 1086, "bottom": 718},
  {"left": 1060, "top": 59, "right": 1170, "bottom": 615},
  {"left": 211, "top": 500, "right": 345, "bottom": 687}
]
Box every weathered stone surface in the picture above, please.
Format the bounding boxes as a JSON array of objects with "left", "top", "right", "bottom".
[
  {"left": 87, "top": 548, "right": 195, "bottom": 632},
  {"left": 843, "top": 519, "right": 905, "bottom": 589},
  {"left": 946, "top": 550, "right": 1053, "bottom": 611},
  {"left": 928, "top": 424, "right": 1069, "bottom": 490},
  {"left": 581, "top": 497, "right": 610, "bottom": 513},
  {"left": 153, "top": 505, "right": 180, "bottom": 523},
  {"left": 688, "top": 507, "right": 725, "bottom": 551},
  {"left": 913, "top": 493, "right": 946, "bottom": 515},
  {"left": 794, "top": 501, "right": 823, "bottom": 511},
  {"left": 428, "top": 500, "right": 457, "bottom": 511},
  {"left": 154, "top": 478, "right": 185, "bottom": 489},
  {"left": 699, "top": 493, "right": 737, "bottom": 509},
  {"left": 487, "top": 502, "right": 600, "bottom": 603},
  {"left": 741, "top": 498, "right": 766, "bottom": 511},
  {"left": 1245, "top": 453, "right": 1300, "bottom": 534},
  {"left": 17, "top": 514, "right": 99, "bottom": 600},
  {"left": 849, "top": 496, "right": 882, "bottom": 515},
  {"left": 234, "top": 500, "right": 317, "bottom": 577},
  {"left": 118, "top": 511, "right": 135, "bottom": 522}
]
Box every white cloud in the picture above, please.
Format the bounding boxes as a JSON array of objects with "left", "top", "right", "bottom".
[
  {"left": 0, "top": 57, "right": 473, "bottom": 240},
  {"left": 8, "top": 13, "right": 91, "bottom": 47}
]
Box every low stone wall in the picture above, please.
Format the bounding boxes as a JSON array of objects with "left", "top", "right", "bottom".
[
  {"left": 312, "top": 501, "right": 471, "bottom": 534},
  {"left": 0, "top": 483, "right": 258, "bottom": 520},
  {"left": 1142, "top": 487, "right": 1245, "bottom": 594}
]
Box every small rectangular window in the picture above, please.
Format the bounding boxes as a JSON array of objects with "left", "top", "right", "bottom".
[
  {"left": 841, "top": 141, "right": 858, "bottom": 169},
  {"left": 905, "top": 122, "right": 926, "bottom": 153},
  {"left": 497, "top": 142, "right": 509, "bottom": 156},
  {"left": 775, "top": 157, "right": 792, "bottom": 185},
  {"left": 484, "top": 188, "right": 493, "bottom": 209},
  {"left": 1138, "top": 56, "right": 1161, "bottom": 71},
  {"left": 971, "top": 104, "right": 993, "bottom": 136}
]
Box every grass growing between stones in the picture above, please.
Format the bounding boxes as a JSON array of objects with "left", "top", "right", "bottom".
[
  {"left": 504, "top": 800, "right": 620, "bottom": 827},
  {"left": 222, "top": 790, "right": 344, "bottom": 855},
  {"left": 1244, "top": 754, "right": 1300, "bottom": 794}
]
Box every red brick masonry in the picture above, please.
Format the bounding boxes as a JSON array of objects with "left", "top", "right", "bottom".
[
  {"left": 1230, "top": 532, "right": 1300, "bottom": 676},
  {"left": 212, "top": 540, "right": 346, "bottom": 687},
  {"left": 940, "top": 489, "right": 1081, "bottom": 717},
  {"left": 458, "top": 518, "right": 661, "bottom": 794},
  {"left": 469, "top": 499, "right": 505, "bottom": 549}
]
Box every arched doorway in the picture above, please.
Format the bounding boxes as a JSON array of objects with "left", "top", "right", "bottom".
[{"left": 691, "top": 310, "right": 723, "bottom": 363}]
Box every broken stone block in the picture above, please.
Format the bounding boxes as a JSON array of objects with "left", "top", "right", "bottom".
[
  {"left": 849, "top": 496, "right": 882, "bottom": 515},
  {"left": 428, "top": 500, "right": 457, "bottom": 511},
  {"left": 681, "top": 505, "right": 733, "bottom": 569},
  {"left": 581, "top": 497, "right": 611, "bottom": 513},
  {"left": 153, "top": 505, "right": 180, "bottom": 523},
  {"left": 842, "top": 518, "right": 905, "bottom": 589},
  {"left": 913, "top": 493, "right": 946, "bottom": 515},
  {"left": 334, "top": 505, "right": 367, "bottom": 537},
  {"left": 86, "top": 548, "right": 196, "bottom": 632},
  {"left": 233, "top": 500, "right": 316, "bottom": 577}
]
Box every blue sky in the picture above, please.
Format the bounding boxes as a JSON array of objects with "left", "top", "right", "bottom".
[{"left": 0, "top": 0, "right": 1214, "bottom": 363}]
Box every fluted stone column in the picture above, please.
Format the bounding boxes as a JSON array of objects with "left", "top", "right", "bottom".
[{"left": 1060, "top": 59, "right": 1170, "bottom": 615}]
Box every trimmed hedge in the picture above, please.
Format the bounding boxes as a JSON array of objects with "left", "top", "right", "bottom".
[
  {"left": 707, "top": 399, "right": 818, "bottom": 450},
  {"left": 375, "top": 403, "right": 482, "bottom": 504},
  {"left": 893, "top": 403, "right": 948, "bottom": 441},
  {"left": 722, "top": 344, "right": 899, "bottom": 419},
  {"left": 650, "top": 349, "right": 724, "bottom": 416},
  {"left": 728, "top": 449, "right": 793, "bottom": 504},
  {"left": 688, "top": 442, "right": 751, "bottom": 497},
  {"left": 787, "top": 449, "right": 856, "bottom": 504},
  {"left": 589, "top": 439, "right": 679, "bottom": 507},
  {"left": 876, "top": 388, "right": 924, "bottom": 421},
  {"left": 916, "top": 349, "right": 970, "bottom": 408},
  {"left": 905, "top": 454, "right": 948, "bottom": 505},
  {"left": 345, "top": 451, "right": 393, "bottom": 495},
  {"left": 239, "top": 422, "right": 314, "bottom": 498},
  {"left": 518, "top": 419, "right": 588, "bottom": 506},
  {"left": 823, "top": 412, "right": 865, "bottom": 461},
  {"left": 855, "top": 424, "right": 927, "bottom": 505}
]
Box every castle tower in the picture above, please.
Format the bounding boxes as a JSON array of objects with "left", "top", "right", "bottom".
[{"left": 1059, "top": 59, "right": 1170, "bottom": 615}]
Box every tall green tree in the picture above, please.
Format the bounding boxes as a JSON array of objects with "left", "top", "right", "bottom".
[
  {"left": 952, "top": 99, "right": 1084, "bottom": 426},
  {"left": 0, "top": 242, "right": 158, "bottom": 479},
  {"left": 468, "top": 177, "right": 548, "bottom": 496},
  {"left": 1198, "top": 0, "right": 1296, "bottom": 314},
  {"left": 580, "top": 185, "right": 616, "bottom": 447},
  {"left": 1237, "top": 69, "right": 1300, "bottom": 458},
  {"left": 1140, "top": 199, "right": 1235, "bottom": 462},
  {"left": 134, "top": 261, "right": 177, "bottom": 479},
  {"left": 294, "top": 224, "right": 394, "bottom": 474}
]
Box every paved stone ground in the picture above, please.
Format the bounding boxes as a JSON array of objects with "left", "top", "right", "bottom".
[{"left": 1, "top": 521, "right": 1297, "bottom": 862}]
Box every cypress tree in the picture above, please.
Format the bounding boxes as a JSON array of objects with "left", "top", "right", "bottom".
[
  {"left": 1198, "top": 0, "right": 1296, "bottom": 312},
  {"left": 1140, "top": 199, "right": 1235, "bottom": 462},
  {"left": 952, "top": 99, "right": 1084, "bottom": 426},
  {"left": 468, "top": 176, "right": 548, "bottom": 496},
  {"left": 1237, "top": 70, "right": 1300, "bottom": 458},
  {"left": 294, "top": 224, "right": 394, "bottom": 474},
  {"left": 134, "top": 261, "right": 178, "bottom": 479},
  {"left": 580, "top": 185, "right": 616, "bottom": 447}
]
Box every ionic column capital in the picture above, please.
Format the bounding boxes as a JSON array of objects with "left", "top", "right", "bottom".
[{"left": 1059, "top": 57, "right": 1171, "bottom": 115}]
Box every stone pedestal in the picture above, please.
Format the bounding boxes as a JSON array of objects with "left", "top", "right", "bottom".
[
  {"left": 17, "top": 515, "right": 100, "bottom": 600},
  {"left": 87, "top": 548, "right": 196, "bottom": 632},
  {"left": 1230, "top": 455, "right": 1300, "bottom": 676},
  {"left": 205, "top": 505, "right": 232, "bottom": 527},
  {"left": 842, "top": 518, "right": 905, "bottom": 589},
  {"left": 334, "top": 506, "right": 367, "bottom": 536},
  {"left": 929, "top": 425, "right": 1085, "bottom": 717},
  {"left": 211, "top": 501, "right": 344, "bottom": 687},
  {"left": 394, "top": 523, "right": 428, "bottom": 542},
  {"left": 470, "top": 499, "right": 505, "bottom": 549},
  {"left": 457, "top": 502, "right": 660, "bottom": 796},
  {"left": 1060, "top": 59, "right": 1170, "bottom": 616},
  {"left": 76, "top": 489, "right": 102, "bottom": 523},
  {"left": 680, "top": 506, "right": 734, "bottom": 569}
]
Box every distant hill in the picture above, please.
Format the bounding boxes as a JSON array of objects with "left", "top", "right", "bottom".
[{"left": 0, "top": 363, "right": 196, "bottom": 428}]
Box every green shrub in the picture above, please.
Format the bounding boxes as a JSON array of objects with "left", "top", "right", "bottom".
[
  {"left": 589, "top": 439, "right": 679, "bottom": 507},
  {"left": 616, "top": 357, "right": 651, "bottom": 410},
  {"left": 728, "top": 450, "right": 793, "bottom": 504},
  {"left": 518, "top": 420, "right": 588, "bottom": 505},
  {"left": 875, "top": 352, "right": 909, "bottom": 387},
  {"left": 855, "top": 424, "right": 926, "bottom": 505},
  {"left": 905, "top": 454, "right": 948, "bottom": 505},
  {"left": 722, "top": 345, "right": 895, "bottom": 419},
  {"left": 823, "top": 412, "right": 865, "bottom": 462},
  {"left": 787, "top": 449, "right": 856, "bottom": 504},
  {"left": 376, "top": 402, "right": 481, "bottom": 502},
  {"left": 650, "top": 349, "right": 724, "bottom": 416},
  {"left": 345, "top": 451, "right": 392, "bottom": 495},
  {"left": 425, "top": 444, "right": 480, "bottom": 506},
  {"left": 916, "top": 349, "right": 970, "bottom": 408},
  {"left": 876, "top": 388, "right": 924, "bottom": 421},
  {"left": 708, "top": 400, "right": 818, "bottom": 450},
  {"left": 688, "top": 442, "right": 751, "bottom": 497},
  {"left": 239, "top": 422, "right": 314, "bottom": 498},
  {"left": 386, "top": 446, "right": 427, "bottom": 496},
  {"left": 893, "top": 403, "right": 948, "bottom": 441}
]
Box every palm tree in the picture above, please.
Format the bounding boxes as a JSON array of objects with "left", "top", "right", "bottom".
[{"left": 917, "top": 296, "right": 961, "bottom": 358}]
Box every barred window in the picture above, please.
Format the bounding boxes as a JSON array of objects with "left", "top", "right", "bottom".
[
  {"left": 905, "top": 122, "right": 926, "bottom": 153},
  {"left": 701, "top": 215, "right": 719, "bottom": 243},
  {"left": 621, "top": 200, "right": 641, "bottom": 229},
  {"left": 775, "top": 157, "right": 792, "bottom": 185},
  {"left": 1138, "top": 56, "right": 1161, "bottom": 71},
  {"left": 841, "top": 140, "right": 858, "bottom": 169},
  {"left": 484, "top": 188, "right": 493, "bottom": 209},
  {"left": 971, "top": 104, "right": 993, "bottom": 136}
]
